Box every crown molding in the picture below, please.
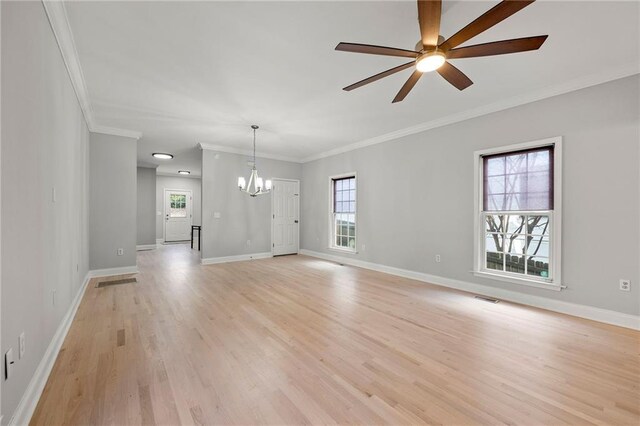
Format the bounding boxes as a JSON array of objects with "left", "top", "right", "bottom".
[
  {"left": 42, "top": 1, "right": 143, "bottom": 140},
  {"left": 42, "top": 0, "right": 94, "bottom": 127},
  {"left": 91, "top": 125, "right": 142, "bottom": 140},
  {"left": 198, "top": 143, "right": 302, "bottom": 163},
  {"left": 301, "top": 65, "right": 640, "bottom": 163}
]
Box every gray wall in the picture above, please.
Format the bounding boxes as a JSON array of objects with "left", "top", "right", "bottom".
[
  {"left": 1, "top": 1, "right": 90, "bottom": 421},
  {"left": 137, "top": 167, "right": 156, "bottom": 246},
  {"left": 201, "top": 151, "right": 301, "bottom": 259},
  {"left": 302, "top": 75, "right": 640, "bottom": 316},
  {"left": 156, "top": 175, "right": 202, "bottom": 240},
  {"left": 89, "top": 133, "right": 137, "bottom": 270}
]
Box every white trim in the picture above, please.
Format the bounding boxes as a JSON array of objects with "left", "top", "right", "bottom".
[
  {"left": 473, "top": 137, "right": 563, "bottom": 289},
  {"left": 271, "top": 178, "right": 301, "bottom": 256},
  {"left": 301, "top": 68, "right": 639, "bottom": 163},
  {"left": 88, "top": 266, "right": 138, "bottom": 278},
  {"left": 136, "top": 244, "right": 156, "bottom": 251},
  {"left": 163, "top": 188, "right": 193, "bottom": 242},
  {"left": 7, "top": 273, "right": 91, "bottom": 426},
  {"left": 201, "top": 252, "right": 272, "bottom": 265},
  {"left": 299, "top": 250, "right": 640, "bottom": 331},
  {"left": 41, "top": 1, "right": 143, "bottom": 140},
  {"left": 329, "top": 172, "right": 358, "bottom": 253},
  {"left": 91, "top": 125, "right": 142, "bottom": 140},
  {"left": 41, "top": 0, "right": 93, "bottom": 128},
  {"left": 328, "top": 246, "right": 359, "bottom": 255},
  {"left": 472, "top": 270, "right": 561, "bottom": 291},
  {"left": 156, "top": 238, "right": 164, "bottom": 245},
  {"left": 199, "top": 142, "right": 301, "bottom": 163}
]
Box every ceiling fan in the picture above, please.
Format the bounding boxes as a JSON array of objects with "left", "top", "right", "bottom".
[{"left": 336, "top": 0, "right": 548, "bottom": 103}]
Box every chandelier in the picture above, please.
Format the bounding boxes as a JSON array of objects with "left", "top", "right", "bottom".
[{"left": 238, "top": 125, "right": 271, "bottom": 197}]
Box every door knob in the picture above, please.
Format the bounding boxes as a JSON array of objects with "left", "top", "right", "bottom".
[{"left": 294, "top": 220, "right": 299, "bottom": 223}]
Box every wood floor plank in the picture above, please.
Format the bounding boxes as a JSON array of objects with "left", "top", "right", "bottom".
[{"left": 30, "top": 244, "right": 640, "bottom": 425}]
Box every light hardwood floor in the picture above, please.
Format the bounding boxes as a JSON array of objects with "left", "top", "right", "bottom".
[{"left": 31, "top": 244, "right": 639, "bottom": 425}]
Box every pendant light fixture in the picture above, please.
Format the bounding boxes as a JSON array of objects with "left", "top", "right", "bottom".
[{"left": 238, "top": 125, "right": 271, "bottom": 197}]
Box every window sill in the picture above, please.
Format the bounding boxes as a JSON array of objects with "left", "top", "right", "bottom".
[
  {"left": 328, "top": 246, "right": 358, "bottom": 254},
  {"left": 472, "top": 270, "right": 563, "bottom": 291}
]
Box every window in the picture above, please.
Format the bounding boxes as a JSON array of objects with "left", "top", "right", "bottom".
[
  {"left": 475, "top": 138, "right": 562, "bottom": 289},
  {"left": 330, "top": 175, "right": 356, "bottom": 251},
  {"left": 169, "top": 194, "right": 187, "bottom": 218}
]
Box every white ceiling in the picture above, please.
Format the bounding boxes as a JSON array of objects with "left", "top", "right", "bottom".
[{"left": 64, "top": 1, "right": 639, "bottom": 175}]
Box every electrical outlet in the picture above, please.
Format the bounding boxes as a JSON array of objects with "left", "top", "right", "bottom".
[
  {"left": 620, "top": 279, "right": 631, "bottom": 292},
  {"left": 435, "top": 254, "right": 441, "bottom": 263},
  {"left": 117, "top": 248, "right": 124, "bottom": 256},
  {"left": 19, "top": 333, "right": 25, "bottom": 359},
  {"left": 52, "top": 187, "right": 57, "bottom": 203},
  {"left": 5, "top": 348, "right": 14, "bottom": 380}
]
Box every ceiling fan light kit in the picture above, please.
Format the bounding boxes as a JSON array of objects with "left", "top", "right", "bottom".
[
  {"left": 416, "top": 50, "right": 446, "bottom": 73},
  {"left": 336, "top": 0, "right": 548, "bottom": 103}
]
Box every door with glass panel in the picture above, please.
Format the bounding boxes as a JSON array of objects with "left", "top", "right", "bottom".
[{"left": 164, "top": 189, "right": 192, "bottom": 242}]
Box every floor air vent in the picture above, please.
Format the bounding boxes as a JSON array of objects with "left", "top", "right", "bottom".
[
  {"left": 474, "top": 295, "right": 500, "bottom": 303},
  {"left": 96, "top": 278, "right": 137, "bottom": 288}
]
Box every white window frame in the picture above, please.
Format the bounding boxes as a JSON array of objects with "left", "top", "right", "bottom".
[
  {"left": 473, "top": 137, "right": 563, "bottom": 291},
  {"left": 328, "top": 172, "right": 357, "bottom": 253}
]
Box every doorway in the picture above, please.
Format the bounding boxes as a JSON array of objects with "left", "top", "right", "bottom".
[
  {"left": 271, "top": 179, "right": 300, "bottom": 256},
  {"left": 164, "top": 189, "right": 192, "bottom": 242}
]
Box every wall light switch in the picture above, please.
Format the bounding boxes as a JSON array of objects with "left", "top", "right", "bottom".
[
  {"left": 435, "top": 254, "right": 441, "bottom": 263},
  {"left": 213, "top": 212, "right": 221, "bottom": 219},
  {"left": 117, "top": 248, "right": 124, "bottom": 256}
]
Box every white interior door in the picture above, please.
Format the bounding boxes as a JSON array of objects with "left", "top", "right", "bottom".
[
  {"left": 164, "top": 189, "right": 192, "bottom": 242},
  {"left": 272, "top": 180, "right": 299, "bottom": 255}
]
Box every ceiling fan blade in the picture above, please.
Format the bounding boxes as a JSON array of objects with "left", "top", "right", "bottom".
[
  {"left": 437, "top": 62, "right": 473, "bottom": 90},
  {"left": 440, "top": 0, "right": 536, "bottom": 51},
  {"left": 418, "top": 0, "right": 442, "bottom": 48},
  {"left": 447, "top": 35, "right": 548, "bottom": 59},
  {"left": 392, "top": 70, "right": 423, "bottom": 103},
  {"left": 336, "top": 42, "right": 419, "bottom": 58},
  {"left": 344, "top": 61, "right": 416, "bottom": 91}
]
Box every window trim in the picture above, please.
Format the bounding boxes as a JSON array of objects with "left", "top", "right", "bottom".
[
  {"left": 328, "top": 172, "right": 358, "bottom": 253},
  {"left": 473, "top": 137, "right": 563, "bottom": 290}
]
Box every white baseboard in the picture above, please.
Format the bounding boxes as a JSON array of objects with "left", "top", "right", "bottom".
[
  {"left": 136, "top": 244, "right": 156, "bottom": 251},
  {"left": 156, "top": 238, "right": 163, "bottom": 245},
  {"left": 299, "top": 249, "right": 640, "bottom": 330},
  {"left": 201, "top": 252, "right": 272, "bottom": 265},
  {"left": 8, "top": 272, "right": 92, "bottom": 426},
  {"left": 88, "top": 265, "right": 138, "bottom": 278}
]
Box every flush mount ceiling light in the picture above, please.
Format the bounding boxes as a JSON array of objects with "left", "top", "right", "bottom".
[
  {"left": 178, "top": 170, "right": 190, "bottom": 175},
  {"left": 237, "top": 125, "right": 271, "bottom": 197},
  {"left": 152, "top": 152, "right": 173, "bottom": 160}
]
